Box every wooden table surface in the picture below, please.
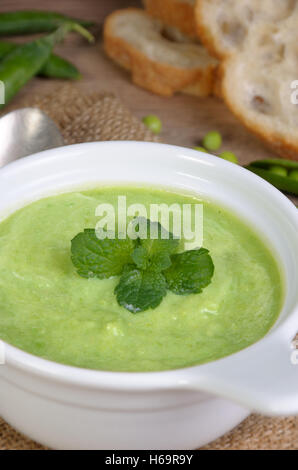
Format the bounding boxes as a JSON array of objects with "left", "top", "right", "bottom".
[
  {"left": 1, "top": 0, "right": 297, "bottom": 204},
  {"left": 1, "top": 0, "right": 281, "bottom": 164}
]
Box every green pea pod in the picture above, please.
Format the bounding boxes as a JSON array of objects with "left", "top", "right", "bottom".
[
  {"left": 0, "top": 22, "right": 93, "bottom": 108},
  {"left": 245, "top": 158, "right": 298, "bottom": 196},
  {"left": 0, "top": 11, "right": 93, "bottom": 36},
  {"left": 39, "top": 54, "right": 81, "bottom": 80},
  {"left": 247, "top": 158, "right": 298, "bottom": 171},
  {"left": 0, "top": 41, "right": 80, "bottom": 80}
]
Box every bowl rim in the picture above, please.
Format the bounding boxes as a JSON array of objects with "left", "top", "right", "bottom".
[{"left": 1, "top": 140, "right": 298, "bottom": 393}]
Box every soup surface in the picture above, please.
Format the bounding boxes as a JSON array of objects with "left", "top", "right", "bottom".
[{"left": 0, "top": 187, "right": 282, "bottom": 371}]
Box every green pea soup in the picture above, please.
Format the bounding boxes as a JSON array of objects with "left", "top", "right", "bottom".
[{"left": 0, "top": 186, "right": 283, "bottom": 372}]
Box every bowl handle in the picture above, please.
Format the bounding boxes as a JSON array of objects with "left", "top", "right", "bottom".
[{"left": 183, "top": 334, "right": 298, "bottom": 416}]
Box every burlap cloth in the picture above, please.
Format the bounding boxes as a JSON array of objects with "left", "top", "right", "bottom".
[{"left": 0, "top": 85, "right": 297, "bottom": 450}]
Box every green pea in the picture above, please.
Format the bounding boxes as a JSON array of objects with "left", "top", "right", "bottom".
[
  {"left": 289, "top": 169, "right": 298, "bottom": 181},
  {"left": 202, "top": 131, "right": 222, "bottom": 151},
  {"left": 268, "top": 165, "right": 288, "bottom": 177},
  {"left": 193, "top": 146, "right": 208, "bottom": 153},
  {"left": 142, "top": 115, "right": 162, "bottom": 134},
  {"left": 219, "top": 151, "right": 238, "bottom": 164}
]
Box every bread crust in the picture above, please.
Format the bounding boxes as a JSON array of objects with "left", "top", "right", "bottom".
[
  {"left": 194, "top": 0, "right": 228, "bottom": 59},
  {"left": 144, "top": 0, "right": 197, "bottom": 39},
  {"left": 104, "top": 9, "right": 216, "bottom": 97}
]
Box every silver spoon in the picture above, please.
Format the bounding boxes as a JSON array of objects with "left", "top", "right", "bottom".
[{"left": 0, "top": 107, "right": 64, "bottom": 167}]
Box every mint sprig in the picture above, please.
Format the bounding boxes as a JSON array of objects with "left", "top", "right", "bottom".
[{"left": 71, "top": 219, "right": 214, "bottom": 313}]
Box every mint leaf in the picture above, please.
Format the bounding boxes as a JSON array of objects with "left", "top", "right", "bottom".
[
  {"left": 115, "top": 268, "right": 167, "bottom": 313},
  {"left": 71, "top": 229, "right": 134, "bottom": 279},
  {"left": 132, "top": 218, "right": 179, "bottom": 272},
  {"left": 131, "top": 246, "right": 148, "bottom": 270},
  {"left": 164, "top": 248, "right": 214, "bottom": 295},
  {"left": 151, "top": 252, "right": 172, "bottom": 271},
  {"left": 138, "top": 218, "right": 179, "bottom": 257},
  {"left": 132, "top": 246, "right": 172, "bottom": 271}
]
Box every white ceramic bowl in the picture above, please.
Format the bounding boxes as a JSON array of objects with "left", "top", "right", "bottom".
[{"left": 0, "top": 141, "right": 297, "bottom": 450}]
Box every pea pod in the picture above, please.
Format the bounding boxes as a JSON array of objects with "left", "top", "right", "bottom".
[
  {"left": 0, "top": 22, "right": 93, "bottom": 108},
  {"left": 0, "top": 41, "right": 80, "bottom": 80},
  {"left": 245, "top": 159, "right": 298, "bottom": 196},
  {"left": 0, "top": 11, "right": 93, "bottom": 36}
]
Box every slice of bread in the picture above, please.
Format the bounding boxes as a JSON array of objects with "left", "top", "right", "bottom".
[
  {"left": 195, "top": 0, "right": 297, "bottom": 59},
  {"left": 144, "top": 0, "right": 197, "bottom": 39},
  {"left": 104, "top": 8, "right": 217, "bottom": 97},
  {"left": 220, "top": 16, "right": 298, "bottom": 160},
  {"left": 195, "top": 0, "right": 298, "bottom": 159}
]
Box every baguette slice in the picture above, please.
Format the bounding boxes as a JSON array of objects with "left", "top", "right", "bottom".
[
  {"left": 195, "top": 0, "right": 297, "bottom": 59},
  {"left": 104, "top": 8, "right": 217, "bottom": 97},
  {"left": 220, "top": 18, "right": 298, "bottom": 160},
  {"left": 144, "top": 0, "right": 197, "bottom": 39}
]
